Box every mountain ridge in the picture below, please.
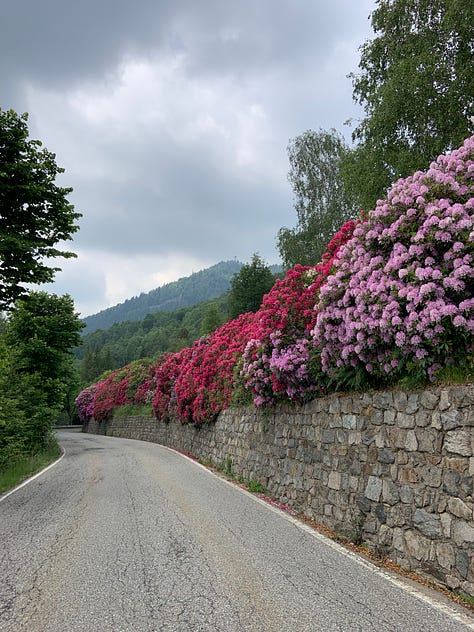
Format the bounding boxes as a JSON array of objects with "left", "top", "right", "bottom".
[{"left": 83, "top": 260, "right": 281, "bottom": 333}]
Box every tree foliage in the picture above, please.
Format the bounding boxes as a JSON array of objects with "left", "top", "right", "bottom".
[
  {"left": 228, "top": 254, "right": 275, "bottom": 318},
  {"left": 343, "top": 0, "right": 474, "bottom": 209},
  {"left": 278, "top": 129, "right": 358, "bottom": 268},
  {"left": 1, "top": 292, "right": 84, "bottom": 461},
  {"left": 0, "top": 109, "right": 81, "bottom": 310}
]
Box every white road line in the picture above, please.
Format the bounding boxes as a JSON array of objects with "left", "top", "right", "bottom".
[{"left": 0, "top": 448, "right": 65, "bottom": 503}]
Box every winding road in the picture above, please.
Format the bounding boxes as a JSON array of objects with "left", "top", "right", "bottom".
[{"left": 1, "top": 429, "right": 473, "bottom": 631}]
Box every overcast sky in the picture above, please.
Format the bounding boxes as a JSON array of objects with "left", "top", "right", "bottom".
[{"left": 1, "top": 0, "right": 376, "bottom": 317}]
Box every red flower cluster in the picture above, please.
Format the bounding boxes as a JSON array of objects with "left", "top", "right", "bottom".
[
  {"left": 256, "top": 220, "right": 358, "bottom": 338},
  {"left": 92, "top": 360, "right": 154, "bottom": 421},
  {"left": 153, "top": 313, "right": 260, "bottom": 425}
]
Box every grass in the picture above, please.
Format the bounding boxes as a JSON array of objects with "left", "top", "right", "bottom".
[
  {"left": 0, "top": 442, "right": 61, "bottom": 495},
  {"left": 456, "top": 592, "right": 474, "bottom": 607},
  {"left": 113, "top": 403, "right": 154, "bottom": 418}
]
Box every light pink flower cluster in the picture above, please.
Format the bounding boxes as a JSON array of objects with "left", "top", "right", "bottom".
[{"left": 312, "top": 136, "right": 474, "bottom": 381}]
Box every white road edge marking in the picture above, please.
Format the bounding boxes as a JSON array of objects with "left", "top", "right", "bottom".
[
  {"left": 171, "top": 447, "right": 474, "bottom": 631},
  {"left": 0, "top": 448, "right": 65, "bottom": 503}
]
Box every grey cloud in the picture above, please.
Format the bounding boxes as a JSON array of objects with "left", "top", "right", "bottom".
[{"left": 1, "top": 1, "right": 376, "bottom": 314}]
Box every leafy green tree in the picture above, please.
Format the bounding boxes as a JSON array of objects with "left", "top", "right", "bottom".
[
  {"left": 200, "top": 303, "right": 222, "bottom": 335},
  {"left": 344, "top": 0, "right": 474, "bottom": 210},
  {"left": 0, "top": 334, "right": 29, "bottom": 466},
  {"left": 6, "top": 292, "right": 84, "bottom": 448},
  {"left": 278, "top": 129, "right": 358, "bottom": 268},
  {"left": 229, "top": 254, "right": 275, "bottom": 318},
  {"left": 0, "top": 108, "right": 81, "bottom": 310}
]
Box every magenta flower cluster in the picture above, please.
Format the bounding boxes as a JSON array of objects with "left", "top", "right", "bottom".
[
  {"left": 312, "top": 136, "right": 474, "bottom": 381},
  {"left": 75, "top": 383, "right": 99, "bottom": 423}
]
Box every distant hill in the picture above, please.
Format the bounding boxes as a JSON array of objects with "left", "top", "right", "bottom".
[{"left": 82, "top": 260, "right": 247, "bottom": 333}]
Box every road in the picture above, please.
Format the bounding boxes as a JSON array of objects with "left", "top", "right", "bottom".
[{"left": 0, "top": 430, "right": 473, "bottom": 632}]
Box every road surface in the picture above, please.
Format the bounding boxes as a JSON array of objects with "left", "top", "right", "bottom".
[{"left": 1, "top": 430, "right": 473, "bottom": 631}]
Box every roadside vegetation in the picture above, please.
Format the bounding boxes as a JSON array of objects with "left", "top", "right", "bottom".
[
  {"left": 0, "top": 440, "right": 61, "bottom": 495},
  {"left": 0, "top": 109, "right": 83, "bottom": 485}
]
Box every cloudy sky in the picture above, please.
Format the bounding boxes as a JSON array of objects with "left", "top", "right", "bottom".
[{"left": 1, "top": 0, "right": 376, "bottom": 317}]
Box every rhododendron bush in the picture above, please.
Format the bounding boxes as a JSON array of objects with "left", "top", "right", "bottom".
[
  {"left": 172, "top": 313, "right": 259, "bottom": 424},
  {"left": 75, "top": 383, "right": 98, "bottom": 423},
  {"left": 76, "top": 136, "right": 474, "bottom": 425},
  {"left": 76, "top": 360, "right": 154, "bottom": 422},
  {"left": 313, "top": 135, "right": 474, "bottom": 384},
  {"left": 242, "top": 220, "right": 357, "bottom": 406}
]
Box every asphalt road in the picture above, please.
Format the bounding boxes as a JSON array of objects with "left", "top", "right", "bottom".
[{"left": 1, "top": 430, "right": 473, "bottom": 632}]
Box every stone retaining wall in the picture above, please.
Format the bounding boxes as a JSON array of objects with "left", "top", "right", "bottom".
[{"left": 84, "top": 383, "right": 474, "bottom": 597}]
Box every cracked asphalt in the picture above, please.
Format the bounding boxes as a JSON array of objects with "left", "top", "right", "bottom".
[{"left": 1, "top": 430, "right": 473, "bottom": 632}]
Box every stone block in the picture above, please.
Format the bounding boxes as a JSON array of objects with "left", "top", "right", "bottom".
[
  {"left": 405, "top": 430, "right": 418, "bottom": 452},
  {"left": 438, "top": 389, "right": 451, "bottom": 412},
  {"left": 328, "top": 471, "right": 341, "bottom": 490},
  {"left": 398, "top": 412, "right": 415, "bottom": 428},
  {"left": 382, "top": 479, "right": 399, "bottom": 505},
  {"left": 431, "top": 412, "right": 442, "bottom": 430},
  {"left": 322, "top": 429, "right": 335, "bottom": 444},
  {"left": 440, "top": 513, "right": 452, "bottom": 537},
  {"left": 342, "top": 414, "right": 357, "bottom": 430},
  {"left": 372, "top": 392, "right": 394, "bottom": 410},
  {"left": 357, "top": 495, "right": 372, "bottom": 514},
  {"left": 443, "top": 456, "right": 469, "bottom": 472},
  {"left": 420, "top": 390, "right": 439, "bottom": 410},
  {"left": 436, "top": 542, "right": 455, "bottom": 569},
  {"left": 329, "top": 396, "right": 340, "bottom": 414},
  {"left": 413, "top": 509, "right": 442, "bottom": 538},
  {"left": 452, "top": 519, "right": 474, "bottom": 546},
  {"left": 394, "top": 391, "right": 408, "bottom": 412},
  {"left": 441, "top": 409, "right": 463, "bottom": 430},
  {"left": 348, "top": 431, "right": 362, "bottom": 445},
  {"left": 460, "top": 580, "right": 474, "bottom": 599},
  {"left": 384, "top": 409, "right": 396, "bottom": 425},
  {"left": 391, "top": 428, "right": 408, "bottom": 450},
  {"left": 374, "top": 503, "right": 387, "bottom": 524},
  {"left": 447, "top": 497, "right": 472, "bottom": 520},
  {"left": 404, "top": 529, "right": 430, "bottom": 560},
  {"left": 456, "top": 550, "right": 469, "bottom": 579},
  {"left": 414, "top": 411, "right": 431, "bottom": 427},
  {"left": 416, "top": 429, "right": 437, "bottom": 453},
  {"left": 398, "top": 467, "right": 418, "bottom": 484},
  {"left": 378, "top": 448, "right": 395, "bottom": 464},
  {"left": 393, "top": 527, "right": 405, "bottom": 551},
  {"left": 399, "top": 485, "right": 414, "bottom": 504},
  {"left": 420, "top": 466, "right": 442, "bottom": 488},
  {"left": 446, "top": 575, "right": 461, "bottom": 590},
  {"left": 365, "top": 476, "right": 382, "bottom": 501},
  {"left": 444, "top": 430, "right": 472, "bottom": 457},
  {"left": 329, "top": 416, "right": 343, "bottom": 428}
]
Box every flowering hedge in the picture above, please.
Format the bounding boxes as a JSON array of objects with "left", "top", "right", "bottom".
[
  {"left": 76, "top": 136, "right": 474, "bottom": 425},
  {"left": 75, "top": 383, "right": 99, "bottom": 423},
  {"left": 75, "top": 360, "right": 154, "bottom": 422},
  {"left": 241, "top": 220, "right": 357, "bottom": 406},
  {"left": 172, "top": 313, "right": 260, "bottom": 424},
  {"left": 312, "top": 135, "right": 474, "bottom": 384}
]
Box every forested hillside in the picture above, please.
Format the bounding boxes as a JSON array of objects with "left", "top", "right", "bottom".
[
  {"left": 75, "top": 294, "right": 231, "bottom": 382},
  {"left": 82, "top": 260, "right": 243, "bottom": 333}
]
